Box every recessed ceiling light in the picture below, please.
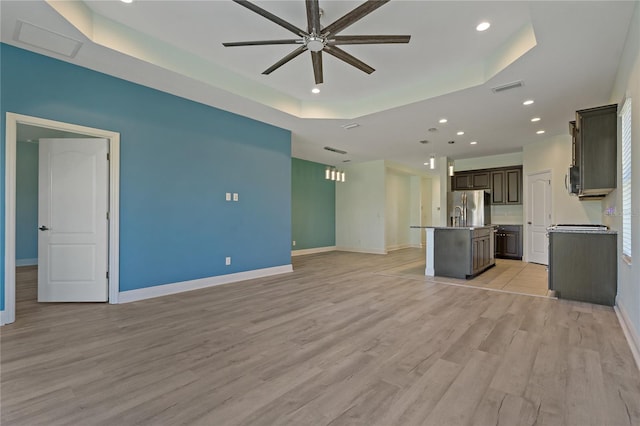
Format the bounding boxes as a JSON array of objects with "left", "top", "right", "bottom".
[
  {"left": 311, "top": 87, "right": 320, "bottom": 94},
  {"left": 457, "top": 131, "right": 464, "bottom": 136},
  {"left": 536, "top": 130, "right": 545, "bottom": 134},
  {"left": 121, "top": 0, "right": 133, "bottom": 3},
  {"left": 439, "top": 118, "right": 448, "bottom": 124},
  {"left": 419, "top": 140, "right": 430, "bottom": 144},
  {"left": 523, "top": 99, "right": 534, "bottom": 106},
  {"left": 428, "top": 127, "right": 438, "bottom": 132},
  {"left": 470, "top": 141, "right": 478, "bottom": 145},
  {"left": 476, "top": 22, "right": 491, "bottom": 32},
  {"left": 531, "top": 117, "right": 541, "bottom": 122}
]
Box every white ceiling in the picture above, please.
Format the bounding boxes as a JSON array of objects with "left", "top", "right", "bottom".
[{"left": 1, "top": 1, "right": 636, "bottom": 173}]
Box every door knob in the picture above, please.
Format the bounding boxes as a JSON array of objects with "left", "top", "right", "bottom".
[
  {"left": 527, "top": 221, "right": 532, "bottom": 225},
  {"left": 39, "top": 226, "right": 49, "bottom": 231}
]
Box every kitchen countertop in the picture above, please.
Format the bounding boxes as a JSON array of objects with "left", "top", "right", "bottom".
[
  {"left": 548, "top": 228, "right": 617, "bottom": 234},
  {"left": 410, "top": 225, "right": 495, "bottom": 230}
]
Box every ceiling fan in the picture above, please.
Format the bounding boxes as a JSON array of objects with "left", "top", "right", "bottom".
[{"left": 222, "top": 0, "right": 411, "bottom": 84}]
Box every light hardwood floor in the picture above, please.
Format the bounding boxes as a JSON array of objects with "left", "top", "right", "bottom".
[{"left": 2, "top": 249, "right": 639, "bottom": 425}]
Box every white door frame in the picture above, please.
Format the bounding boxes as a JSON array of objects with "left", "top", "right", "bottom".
[
  {"left": 524, "top": 169, "right": 552, "bottom": 264},
  {"left": 3, "top": 113, "right": 120, "bottom": 325}
]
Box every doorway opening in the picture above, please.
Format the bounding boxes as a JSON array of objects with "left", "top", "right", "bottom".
[{"left": 3, "top": 113, "right": 121, "bottom": 325}]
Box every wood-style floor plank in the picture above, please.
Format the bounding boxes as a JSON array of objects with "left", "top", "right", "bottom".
[{"left": 2, "top": 249, "right": 639, "bottom": 426}]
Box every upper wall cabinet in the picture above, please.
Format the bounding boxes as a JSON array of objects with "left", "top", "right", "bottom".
[
  {"left": 573, "top": 104, "right": 618, "bottom": 198},
  {"left": 452, "top": 170, "right": 490, "bottom": 190},
  {"left": 453, "top": 166, "right": 522, "bottom": 205}
]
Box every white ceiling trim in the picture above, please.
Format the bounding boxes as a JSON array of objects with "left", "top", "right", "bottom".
[{"left": 46, "top": 0, "right": 536, "bottom": 120}]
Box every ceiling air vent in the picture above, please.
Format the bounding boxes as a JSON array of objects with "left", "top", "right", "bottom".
[
  {"left": 491, "top": 80, "right": 524, "bottom": 93},
  {"left": 324, "top": 146, "right": 347, "bottom": 155},
  {"left": 14, "top": 20, "right": 83, "bottom": 58}
]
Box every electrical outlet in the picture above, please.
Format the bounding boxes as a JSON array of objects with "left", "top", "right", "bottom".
[
  {"left": 233, "top": 193, "right": 239, "bottom": 201},
  {"left": 225, "top": 192, "right": 231, "bottom": 201},
  {"left": 225, "top": 257, "right": 231, "bottom": 266},
  {"left": 292, "top": 240, "right": 296, "bottom": 246}
]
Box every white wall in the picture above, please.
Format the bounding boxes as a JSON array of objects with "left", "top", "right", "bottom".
[
  {"left": 385, "top": 169, "right": 412, "bottom": 251},
  {"left": 606, "top": 2, "right": 640, "bottom": 361},
  {"left": 336, "top": 161, "right": 386, "bottom": 254},
  {"left": 523, "top": 135, "right": 603, "bottom": 225},
  {"left": 454, "top": 152, "right": 523, "bottom": 171}
]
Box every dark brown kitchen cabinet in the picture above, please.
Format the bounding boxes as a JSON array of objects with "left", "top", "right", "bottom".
[
  {"left": 455, "top": 166, "right": 522, "bottom": 205},
  {"left": 548, "top": 231, "right": 617, "bottom": 306},
  {"left": 505, "top": 168, "right": 521, "bottom": 204},
  {"left": 452, "top": 170, "right": 490, "bottom": 190},
  {"left": 494, "top": 225, "right": 522, "bottom": 260},
  {"left": 573, "top": 104, "right": 617, "bottom": 198}
]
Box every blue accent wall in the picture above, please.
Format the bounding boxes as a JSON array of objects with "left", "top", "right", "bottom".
[
  {"left": 16, "top": 141, "right": 38, "bottom": 262},
  {"left": 291, "top": 158, "right": 335, "bottom": 250},
  {"left": 0, "top": 43, "right": 292, "bottom": 308}
]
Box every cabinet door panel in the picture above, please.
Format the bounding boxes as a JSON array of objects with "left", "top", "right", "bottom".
[
  {"left": 491, "top": 171, "right": 505, "bottom": 204},
  {"left": 472, "top": 172, "right": 490, "bottom": 189},
  {"left": 454, "top": 174, "right": 471, "bottom": 190},
  {"left": 506, "top": 169, "right": 521, "bottom": 204}
]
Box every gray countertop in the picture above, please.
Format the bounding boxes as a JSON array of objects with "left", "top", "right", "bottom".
[
  {"left": 548, "top": 229, "right": 617, "bottom": 234},
  {"left": 410, "top": 225, "right": 495, "bottom": 230}
]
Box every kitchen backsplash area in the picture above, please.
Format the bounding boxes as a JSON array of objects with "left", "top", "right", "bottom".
[{"left": 491, "top": 204, "right": 523, "bottom": 225}]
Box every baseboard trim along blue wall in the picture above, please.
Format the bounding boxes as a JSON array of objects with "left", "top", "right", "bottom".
[
  {"left": 119, "top": 264, "right": 293, "bottom": 303},
  {"left": 0, "top": 43, "right": 293, "bottom": 309}
]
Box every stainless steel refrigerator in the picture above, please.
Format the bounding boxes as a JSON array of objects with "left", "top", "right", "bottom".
[{"left": 447, "top": 190, "right": 491, "bottom": 227}]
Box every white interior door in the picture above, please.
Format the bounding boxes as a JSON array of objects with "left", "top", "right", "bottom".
[
  {"left": 38, "top": 138, "right": 109, "bottom": 302},
  {"left": 527, "top": 171, "right": 552, "bottom": 265}
]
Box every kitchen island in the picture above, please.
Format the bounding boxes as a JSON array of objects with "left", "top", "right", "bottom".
[{"left": 412, "top": 226, "right": 496, "bottom": 279}]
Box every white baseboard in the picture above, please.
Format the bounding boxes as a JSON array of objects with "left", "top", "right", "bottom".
[
  {"left": 386, "top": 244, "right": 421, "bottom": 252},
  {"left": 0, "top": 310, "right": 9, "bottom": 326},
  {"left": 615, "top": 299, "right": 640, "bottom": 371},
  {"left": 291, "top": 246, "right": 336, "bottom": 256},
  {"left": 335, "top": 246, "right": 387, "bottom": 255},
  {"left": 118, "top": 264, "right": 293, "bottom": 304},
  {"left": 16, "top": 258, "right": 37, "bottom": 267}
]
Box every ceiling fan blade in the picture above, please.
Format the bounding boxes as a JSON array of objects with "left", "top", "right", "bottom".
[
  {"left": 263, "top": 45, "right": 308, "bottom": 75},
  {"left": 306, "top": 0, "right": 322, "bottom": 35},
  {"left": 223, "top": 39, "right": 302, "bottom": 47},
  {"left": 324, "top": 45, "right": 375, "bottom": 74},
  {"left": 328, "top": 35, "right": 411, "bottom": 45},
  {"left": 232, "top": 0, "right": 308, "bottom": 37},
  {"left": 311, "top": 51, "right": 323, "bottom": 84},
  {"left": 322, "top": 0, "right": 390, "bottom": 36}
]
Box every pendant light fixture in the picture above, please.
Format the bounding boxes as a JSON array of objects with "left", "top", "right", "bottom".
[
  {"left": 429, "top": 155, "right": 436, "bottom": 170},
  {"left": 448, "top": 161, "right": 455, "bottom": 176},
  {"left": 325, "top": 167, "right": 346, "bottom": 183}
]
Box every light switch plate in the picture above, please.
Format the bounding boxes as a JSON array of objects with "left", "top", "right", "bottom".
[
  {"left": 225, "top": 257, "right": 231, "bottom": 265},
  {"left": 225, "top": 192, "right": 231, "bottom": 201},
  {"left": 233, "top": 193, "right": 239, "bottom": 201}
]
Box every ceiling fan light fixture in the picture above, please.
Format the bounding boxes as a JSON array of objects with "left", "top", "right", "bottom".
[
  {"left": 305, "top": 35, "right": 326, "bottom": 52},
  {"left": 311, "top": 87, "right": 320, "bottom": 94}
]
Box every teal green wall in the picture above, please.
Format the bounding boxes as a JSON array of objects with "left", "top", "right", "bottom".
[
  {"left": 291, "top": 158, "right": 335, "bottom": 250},
  {"left": 16, "top": 141, "right": 39, "bottom": 263}
]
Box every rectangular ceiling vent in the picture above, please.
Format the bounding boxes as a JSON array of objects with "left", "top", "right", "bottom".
[
  {"left": 491, "top": 80, "right": 524, "bottom": 93},
  {"left": 324, "top": 146, "right": 348, "bottom": 155},
  {"left": 13, "top": 20, "right": 83, "bottom": 58}
]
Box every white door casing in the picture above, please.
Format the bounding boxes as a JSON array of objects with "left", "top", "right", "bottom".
[
  {"left": 38, "top": 138, "right": 109, "bottom": 302},
  {"left": 527, "top": 171, "right": 552, "bottom": 265},
  {"left": 3, "top": 113, "right": 120, "bottom": 326}
]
